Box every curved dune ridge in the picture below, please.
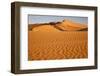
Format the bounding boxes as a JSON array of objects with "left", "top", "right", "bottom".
[
  {"left": 32, "top": 25, "right": 60, "bottom": 32},
  {"left": 28, "top": 19, "right": 88, "bottom": 32},
  {"left": 55, "top": 19, "right": 88, "bottom": 31},
  {"left": 28, "top": 19, "right": 88, "bottom": 60}
]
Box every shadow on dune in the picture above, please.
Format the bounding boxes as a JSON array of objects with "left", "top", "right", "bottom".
[{"left": 28, "top": 19, "right": 88, "bottom": 31}]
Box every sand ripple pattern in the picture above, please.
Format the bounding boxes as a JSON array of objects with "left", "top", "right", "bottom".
[{"left": 28, "top": 31, "right": 88, "bottom": 60}]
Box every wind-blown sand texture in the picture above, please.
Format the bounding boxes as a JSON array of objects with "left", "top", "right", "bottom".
[{"left": 28, "top": 19, "right": 88, "bottom": 60}]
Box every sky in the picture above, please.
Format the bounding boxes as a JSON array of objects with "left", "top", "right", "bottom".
[{"left": 28, "top": 15, "right": 88, "bottom": 25}]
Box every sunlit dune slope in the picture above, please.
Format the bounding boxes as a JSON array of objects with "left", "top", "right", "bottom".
[
  {"left": 55, "top": 19, "right": 88, "bottom": 31},
  {"left": 32, "top": 25, "right": 60, "bottom": 32}
]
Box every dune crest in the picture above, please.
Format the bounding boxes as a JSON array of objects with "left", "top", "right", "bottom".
[
  {"left": 55, "top": 19, "right": 87, "bottom": 31},
  {"left": 28, "top": 19, "right": 88, "bottom": 32},
  {"left": 32, "top": 25, "right": 60, "bottom": 32}
]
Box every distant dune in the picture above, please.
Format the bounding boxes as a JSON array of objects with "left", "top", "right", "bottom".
[
  {"left": 28, "top": 19, "right": 88, "bottom": 31},
  {"left": 32, "top": 25, "right": 60, "bottom": 32},
  {"left": 28, "top": 19, "right": 88, "bottom": 60}
]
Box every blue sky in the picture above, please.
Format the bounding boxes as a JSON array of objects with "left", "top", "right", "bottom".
[{"left": 28, "top": 15, "right": 88, "bottom": 25}]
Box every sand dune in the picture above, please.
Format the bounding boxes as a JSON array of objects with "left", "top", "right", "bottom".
[
  {"left": 55, "top": 19, "right": 87, "bottom": 31},
  {"left": 29, "top": 19, "right": 87, "bottom": 31},
  {"left": 32, "top": 24, "right": 60, "bottom": 32},
  {"left": 28, "top": 19, "right": 88, "bottom": 60}
]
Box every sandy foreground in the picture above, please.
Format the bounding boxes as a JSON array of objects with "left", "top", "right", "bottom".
[{"left": 28, "top": 31, "right": 88, "bottom": 60}]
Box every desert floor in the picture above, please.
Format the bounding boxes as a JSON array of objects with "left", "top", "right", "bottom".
[{"left": 28, "top": 31, "right": 88, "bottom": 60}]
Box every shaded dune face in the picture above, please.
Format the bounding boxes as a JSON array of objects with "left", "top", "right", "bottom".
[{"left": 28, "top": 19, "right": 88, "bottom": 60}]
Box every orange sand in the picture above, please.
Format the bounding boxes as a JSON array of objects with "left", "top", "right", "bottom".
[{"left": 28, "top": 19, "right": 88, "bottom": 60}]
